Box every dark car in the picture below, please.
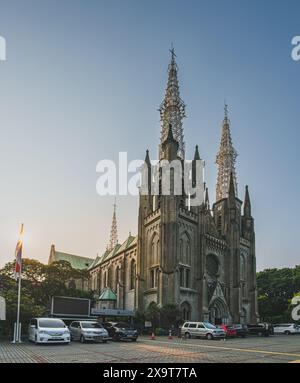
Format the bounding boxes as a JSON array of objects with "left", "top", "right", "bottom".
[
  {"left": 233, "top": 324, "right": 248, "bottom": 338},
  {"left": 247, "top": 323, "right": 273, "bottom": 337},
  {"left": 102, "top": 321, "right": 138, "bottom": 342}
]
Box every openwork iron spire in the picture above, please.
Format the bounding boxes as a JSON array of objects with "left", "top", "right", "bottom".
[
  {"left": 216, "top": 104, "right": 238, "bottom": 201},
  {"left": 159, "top": 46, "right": 186, "bottom": 159},
  {"left": 108, "top": 199, "right": 118, "bottom": 251}
]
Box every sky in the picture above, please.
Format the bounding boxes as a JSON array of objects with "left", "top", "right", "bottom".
[{"left": 0, "top": 0, "right": 299, "bottom": 270}]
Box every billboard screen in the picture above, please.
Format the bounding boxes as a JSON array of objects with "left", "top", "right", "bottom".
[{"left": 51, "top": 296, "right": 90, "bottom": 317}]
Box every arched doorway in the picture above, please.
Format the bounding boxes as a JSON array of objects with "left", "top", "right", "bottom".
[
  {"left": 181, "top": 301, "right": 191, "bottom": 321},
  {"left": 209, "top": 298, "right": 229, "bottom": 325}
]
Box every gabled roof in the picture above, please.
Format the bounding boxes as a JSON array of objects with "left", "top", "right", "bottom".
[
  {"left": 99, "top": 287, "right": 117, "bottom": 301},
  {"left": 115, "top": 235, "right": 136, "bottom": 255},
  {"left": 50, "top": 251, "right": 93, "bottom": 270},
  {"left": 88, "top": 235, "right": 137, "bottom": 271}
]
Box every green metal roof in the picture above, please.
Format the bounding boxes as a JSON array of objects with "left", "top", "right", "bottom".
[
  {"left": 89, "top": 235, "right": 137, "bottom": 271},
  {"left": 52, "top": 251, "right": 93, "bottom": 270},
  {"left": 99, "top": 287, "right": 117, "bottom": 301}
]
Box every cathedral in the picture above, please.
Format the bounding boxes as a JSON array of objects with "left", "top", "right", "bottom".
[{"left": 49, "top": 50, "right": 259, "bottom": 325}]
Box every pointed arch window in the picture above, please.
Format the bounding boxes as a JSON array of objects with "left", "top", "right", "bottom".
[
  {"left": 115, "top": 266, "right": 120, "bottom": 290},
  {"left": 103, "top": 271, "right": 107, "bottom": 288},
  {"left": 150, "top": 233, "right": 159, "bottom": 266},
  {"left": 180, "top": 232, "right": 191, "bottom": 266},
  {"left": 179, "top": 268, "right": 184, "bottom": 286},
  {"left": 186, "top": 269, "right": 190, "bottom": 288},
  {"left": 130, "top": 259, "right": 136, "bottom": 290},
  {"left": 240, "top": 255, "right": 246, "bottom": 281}
]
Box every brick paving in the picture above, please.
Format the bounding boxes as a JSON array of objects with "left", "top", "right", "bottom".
[{"left": 0, "top": 335, "right": 300, "bottom": 363}]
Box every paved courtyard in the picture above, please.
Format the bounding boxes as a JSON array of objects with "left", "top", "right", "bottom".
[{"left": 0, "top": 335, "right": 300, "bottom": 363}]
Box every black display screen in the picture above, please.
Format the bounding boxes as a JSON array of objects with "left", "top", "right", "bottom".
[{"left": 52, "top": 296, "right": 90, "bottom": 316}]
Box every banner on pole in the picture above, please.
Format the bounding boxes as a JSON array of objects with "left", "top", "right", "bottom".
[{"left": 14, "top": 224, "right": 23, "bottom": 280}]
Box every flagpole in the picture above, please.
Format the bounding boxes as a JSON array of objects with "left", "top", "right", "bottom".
[
  {"left": 16, "top": 265, "right": 22, "bottom": 342},
  {"left": 13, "top": 223, "right": 23, "bottom": 344}
]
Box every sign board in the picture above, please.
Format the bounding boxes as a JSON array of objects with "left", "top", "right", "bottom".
[
  {"left": 91, "top": 308, "right": 134, "bottom": 317},
  {"left": 0, "top": 296, "right": 6, "bottom": 320},
  {"left": 144, "top": 321, "right": 152, "bottom": 328},
  {"left": 51, "top": 296, "right": 91, "bottom": 317}
]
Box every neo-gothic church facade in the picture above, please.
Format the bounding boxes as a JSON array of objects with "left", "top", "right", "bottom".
[{"left": 84, "top": 51, "right": 259, "bottom": 324}]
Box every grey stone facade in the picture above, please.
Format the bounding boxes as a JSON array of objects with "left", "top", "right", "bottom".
[{"left": 88, "top": 51, "right": 259, "bottom": 324}]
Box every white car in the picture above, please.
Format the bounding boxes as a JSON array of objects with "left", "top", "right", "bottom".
[
  {"left": 28, "top": 318, "right": 70, "bottom": 344},
  {"left": 273, "top": 323, "right": 300, "bottom": 335}
]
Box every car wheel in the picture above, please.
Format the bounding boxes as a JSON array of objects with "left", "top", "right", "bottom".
[
  {"left": 80, "top": 335, "right": 85, "bottom": 343},
  {"left": 102, "top": 340, "right": 108, "bottom": 343},
  {"left": 206, "top": 333, "right": 213, "bottom": 340},
  {"left": 185, "top": 332, "right": 191, "bottom": 339},
  {"left": 132, "top": 339, "right": 137, "bottom": 342},
  {"left": 284, "top": 331, "right": 291, "bottom": 335},
  {"left": 241, "top": 334, "right": 246, "bottom": 338},
  {"left": 258, "top": 331, "right": 263, "bottom": 337}
]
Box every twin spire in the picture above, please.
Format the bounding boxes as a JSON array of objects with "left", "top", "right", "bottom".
[
  {"left": 159, "top": 46, "right": 186, "bottom": 159},
  {"left": 159, "top": 48, "right": 239, "bottom": 203},
  {"left": 215, "top": 104, "right": 238, "bottom": 201}
]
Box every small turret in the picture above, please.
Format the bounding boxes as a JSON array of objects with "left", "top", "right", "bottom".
[
  {"left": 205, "top": 187, "right": 210, "bottom": 210},
  {"left": 243, "top": 185, "right": 251, "bottom": 217}
]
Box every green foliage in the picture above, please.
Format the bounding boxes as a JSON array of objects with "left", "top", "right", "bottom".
[
  {"left": 145, "top": 302, "right": 160, "bottom": 330},
  {"left": 159, "top": 304, "right": 181, "bottom": 328},
  {"left": 0, "top": 258, "right": 92, "bottom": 336},
  {"left": 142, "top": 303, "right": 181, "bottom": 332},
  {"left": 257, "top": 265, "right": 300, "bottom": 323}
]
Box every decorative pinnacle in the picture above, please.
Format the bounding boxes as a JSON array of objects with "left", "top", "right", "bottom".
[{"left": 108, "top": 198, "right": 118, "bottom": 251}]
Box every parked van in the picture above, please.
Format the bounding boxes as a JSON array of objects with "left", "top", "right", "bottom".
[
  {"left": 273, "top": 323, "right": 300, "bottom": 335},
  {"left": 28, "top": 318, "right": 70, "bottom": 344},
  {"left": 181, "top": 321, "right": 226, "bottom": 340}
]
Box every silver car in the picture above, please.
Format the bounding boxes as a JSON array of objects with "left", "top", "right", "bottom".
[
  {"left": 69, "top": 321, "right": 109, "bottom": 343},
  {"left": 181, "top": 321, "right": 226, "bottom": 340}
]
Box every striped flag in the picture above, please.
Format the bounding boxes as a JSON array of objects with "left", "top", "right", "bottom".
[{"left": 14, "top": 224, "right": 24, "bottom": 280}]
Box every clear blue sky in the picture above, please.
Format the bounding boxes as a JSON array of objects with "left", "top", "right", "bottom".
[{"left": 0, "top": 0, "right": 299, "bottom": 270}]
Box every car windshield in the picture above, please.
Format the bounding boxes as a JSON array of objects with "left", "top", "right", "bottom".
[
  {"left": 81, "top": 322, "right": 103, "bottom": 329},
  {"left": 39, "top": 319, "right": 65, "bottom": 328},
  {"left": 203, "top": 322, "right": 216, "bottom": 329}
]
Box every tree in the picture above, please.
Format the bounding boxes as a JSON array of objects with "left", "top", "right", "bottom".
[
  {"left": 0, "top": 258, "right": 93, "bottom": 336},
  {"left": 257, "top": 266, "right": 300, "bottom": 323},
  {"left": 145, "top": 302, "right": 160, "bottom": 331},
  {"left": 160, "top": 304, "right": 181, "bottom": 329}
]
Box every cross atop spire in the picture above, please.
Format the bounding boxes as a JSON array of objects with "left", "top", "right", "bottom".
[
  {"left": 216, "top": 105, "right": 238, "bottom": 201},
  {"left": 159, "top": 47, "right": 186, "bottom": 159},
  {"left": 224, "top": 101, "right": 229, "bottom": 120},
  {"left": 169, "top": 43, "right": 177, "bottom": 60},
  {"left": 107, "top": 198, "right": 118, "bottom": 251}
]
